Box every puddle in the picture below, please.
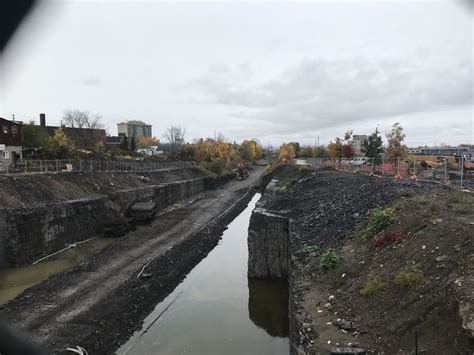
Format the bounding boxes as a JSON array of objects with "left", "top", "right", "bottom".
[
  {"left": 118, "top": 193, "right": 289, "bottom": 355},
  {"left": 0, "top": 237, "right": 113, "bottom": 304}
]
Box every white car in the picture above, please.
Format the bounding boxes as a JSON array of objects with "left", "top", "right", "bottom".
[{"left": 352, "top": 157, "right": 369, "bottom": 166}]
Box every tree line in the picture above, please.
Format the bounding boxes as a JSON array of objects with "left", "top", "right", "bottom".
[{"left": 276, "top": 123, "right": 408, "bottom": 163}]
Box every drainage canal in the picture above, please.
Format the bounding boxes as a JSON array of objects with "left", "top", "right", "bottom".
[{"left": 117, "top": 193, "right": 289, "bottom": 355}]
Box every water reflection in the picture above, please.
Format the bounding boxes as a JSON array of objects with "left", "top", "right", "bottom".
[
  {"left": 248, "top": 278, "right": 289, "bottom": 338},
  {"left": 117, "top": 193, "right": 289, "bottom": 355}
]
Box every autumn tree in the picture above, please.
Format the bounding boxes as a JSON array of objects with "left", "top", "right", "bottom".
[
  {"left": 278, "top": 143, "right": 295, "bottom": 162},
  {"left": 362, "top": 128, "right": 383, "bottom": 159},
  {"left": 385, "top": 122, "right": 407, "bottom": 162},
  {"left": 138, "top": 136, "right": 159, "bottom": 148},
  {"left": 288, "top": 142, "right": 301, "bottom": 156},
  {"left": 342, "top": 144, "right": 355, "bottom": 159},
  {"left": 239, "top": 140, "right": 259, "bottom": 161},
  {"left": 327, "top": 137, "right": 343, "bottom": 160},
  {"left": 299, "top": 145, "right": 314, "bottom": 158},
  {"left": 49, "top": 128, "right": 75, "bottom": 158},
  {"left": 194, "top": 139, "right": 216, "bottom": 162}
]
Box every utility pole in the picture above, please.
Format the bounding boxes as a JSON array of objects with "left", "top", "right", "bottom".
[{"left": 12, "top": 114, "right": 15, "bottom": 121}]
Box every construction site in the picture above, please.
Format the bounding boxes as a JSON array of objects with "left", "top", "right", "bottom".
[{"left": 0, "top": 160, "right": 472, "bottom": 355}]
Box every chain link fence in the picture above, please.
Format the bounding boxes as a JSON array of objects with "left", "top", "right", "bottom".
[
  {"left": 0, "top": 159, "right": 191, "bottom": 175},
  {"left": 304, "top": 155, "right": 473, "bottom": 190}
]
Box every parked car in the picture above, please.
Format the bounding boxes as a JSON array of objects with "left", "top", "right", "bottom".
[{"left": 352, "top": 157, "right": 369, "bottom": 166}]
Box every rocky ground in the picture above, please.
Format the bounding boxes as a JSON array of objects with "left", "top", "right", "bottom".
[
  {"left": 0, "top": 167, "right": 263, "bottom": 354},
  {"left": 260, "top": 165, "right": 473, "bottom": 354}
]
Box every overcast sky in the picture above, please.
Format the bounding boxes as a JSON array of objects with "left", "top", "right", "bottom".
[{"left": 1, "top": 0, "right": 472, "bottom": 147}]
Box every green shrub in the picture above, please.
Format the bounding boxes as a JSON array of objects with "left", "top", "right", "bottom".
[
  {"left": 394, "top": 263, "right": 427, "bottom": 289},
  {"left": 303, "top": 244, "right": 319, "bottom": 253},
  {"left": 208, "top": 161, "right": 223, "bottom": 175},
  {"left": 360, "top": 273, "right": 385, "bottom": 297},
  {"left": 365, "top": 208, "right": 396, "bottom": 238},
  {"left": 320, "top": 249, "right": 340, "bottom": 272},
  {"left": 282, "top": 177, "right": 297, "bottom": 189}
]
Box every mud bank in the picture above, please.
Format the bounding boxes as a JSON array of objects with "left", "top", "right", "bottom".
[{"left": 1, "top": 172, "right": 232, "bottom": 267}]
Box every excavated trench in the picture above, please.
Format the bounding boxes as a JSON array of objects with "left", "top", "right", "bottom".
[{"left": 117, "top": 193, "right": 290, "bottom": 355}]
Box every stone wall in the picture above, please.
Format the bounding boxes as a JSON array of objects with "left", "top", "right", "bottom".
[
  {"left": 247, "top": 207, "right": 289, "bottom": 278},
  {"left": 0, "top": 175, "right": 231, "bottom": 267}
]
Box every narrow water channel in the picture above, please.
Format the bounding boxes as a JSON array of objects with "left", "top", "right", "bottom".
[{"left": 117, "top": 193, "right": 289, "bottom": 355}]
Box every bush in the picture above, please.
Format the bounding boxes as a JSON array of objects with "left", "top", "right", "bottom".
[
  {"left": 320, "top": 249, "right": 340, "bottom": 272},
  {"left": 394, "top": 263, "right": 427, "bottom": 289},
  {"left": 360, "top": 273, "right": 385, "bottom": 297},
  {"left": 208, "top": 161, "right": 223, "bottom": 175},
  {"left": 365, "top": 208, "right": 396, "bottom": 238}
]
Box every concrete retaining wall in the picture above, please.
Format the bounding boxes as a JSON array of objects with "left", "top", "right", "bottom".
[
  {"left": 0, "top": 175, "right": 230, "bottom": 267},
  {"left": 247, "top": 207, "right": 289, "bottom": 278}
]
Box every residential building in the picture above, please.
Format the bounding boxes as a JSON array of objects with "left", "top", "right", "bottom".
[
  {"left": 0, "top": 117, "right": 23, "bottom": 166},
  {"left": 117, "top": 120, "right": 152, "bottom": 139},
  {"left": 351, "top": 135, "right": 368, "bottom": 156}
]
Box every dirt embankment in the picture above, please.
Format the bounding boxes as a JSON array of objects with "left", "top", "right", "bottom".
[
  {"left": 259, "top": 166, "right": 473, "bottom": 354},
  {"left": 0, "top": 167, "right": 264, "bottom": 354},
  {"left": 0, "top": 168, "right": 205, "bottom": 208}
]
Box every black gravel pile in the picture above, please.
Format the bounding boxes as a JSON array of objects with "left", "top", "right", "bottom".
[{"left": 263, "top": 169, "right": 438, "bottom": 254}]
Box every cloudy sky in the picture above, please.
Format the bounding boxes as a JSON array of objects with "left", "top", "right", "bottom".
[{"left": 1, "top": 0, "right": 472, "bottom": 147}]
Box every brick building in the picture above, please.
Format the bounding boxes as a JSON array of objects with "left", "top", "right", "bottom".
[{"left": 0, "top": 117, "right": 23, "bottom": 166}]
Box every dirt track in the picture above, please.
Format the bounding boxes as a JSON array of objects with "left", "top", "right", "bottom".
[{"left": 0, "top": 167, "right": 264, "bottom": 354}]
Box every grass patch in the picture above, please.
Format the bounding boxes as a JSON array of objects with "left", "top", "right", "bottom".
[
  {"left": 360, "top": 273, "right": 385, "bottom": 297},
  {"left": 394, "top": 263, "right": 427, "bottom": 289},
  {"left": 320, "top": 249, "right": 340, "bottom": 272}
]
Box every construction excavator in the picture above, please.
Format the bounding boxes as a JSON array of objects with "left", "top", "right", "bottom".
[{"left": 235, "top": 163, "right": 249, "bottom": 181}]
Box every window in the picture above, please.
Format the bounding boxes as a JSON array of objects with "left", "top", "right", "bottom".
[
  {"left": 12, "top": 125, "right": 17, "bottom": 134},
  {"left": 3, "top": 151, "right": 9, "bottom": 159},
  {"left": 2, "top": 126, "right": 8, "bottom": 134}
]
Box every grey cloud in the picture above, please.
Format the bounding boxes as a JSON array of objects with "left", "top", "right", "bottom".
[
  {"left": 187, "top": 56, "right": 472, "bottom": 136},
  {"left": 82, "top": 77, "right": 102, "bottom": 87}
]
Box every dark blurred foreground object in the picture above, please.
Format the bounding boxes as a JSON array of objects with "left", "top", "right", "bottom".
[
  {"left": 1, "top": 0, "right": 37, "bottom": 52},
  {"left": 0, "top": 321, "right": 48, "bottom": 355},
  {"left": 1, "top": 1, "right": 44, "bottom": 352}
]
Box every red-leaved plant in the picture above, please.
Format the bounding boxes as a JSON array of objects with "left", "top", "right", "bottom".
[{"left": 369, "top": 231, "right": 405, "bottom": 252}]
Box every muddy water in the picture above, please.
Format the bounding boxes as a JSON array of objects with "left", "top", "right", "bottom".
[
  {"left": 0, "top": 238, "right": 113, "bottom": 304},
  {"left": 118, "top": 193, "right": 289, "bottom": 355}
]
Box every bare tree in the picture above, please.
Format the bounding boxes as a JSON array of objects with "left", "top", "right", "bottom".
[
  {"left": 62, "top": 109, "right": 105, "bottom": 149},
  {"left": 215, "top": 131, "right": 225, "bottom": 142},
  {"left": 63, "top": 109, "right": 104, "bottom": 129},
  {"left": 164, "top": 125, "right": 186, "bottom": 145}
]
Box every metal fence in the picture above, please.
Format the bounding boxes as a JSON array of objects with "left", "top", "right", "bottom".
[
  {"left": 0, "top": 159, "right": 191, "bottom": 175},
  {"left": 305, "top": 156, "right": 473, "bottom": 190}
]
